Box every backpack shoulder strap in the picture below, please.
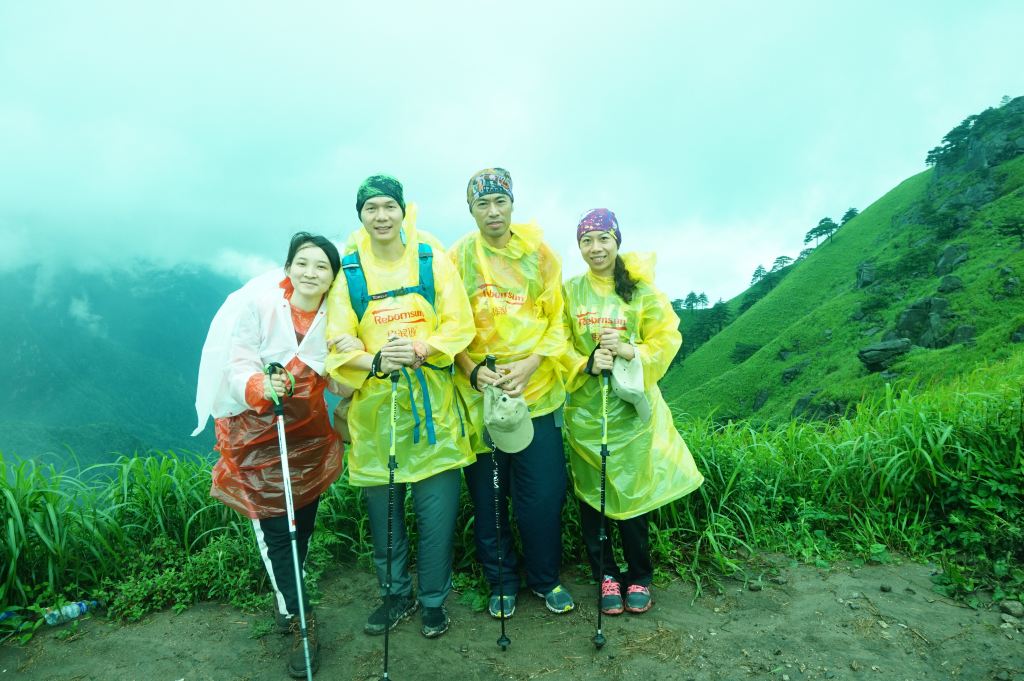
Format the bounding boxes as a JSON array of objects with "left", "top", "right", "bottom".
[
  {"left": 416, "top": 243, "right": 435, "bottom": 310},
  {"left": 341, "top": 251, "right": 369, "bottom": 321}
]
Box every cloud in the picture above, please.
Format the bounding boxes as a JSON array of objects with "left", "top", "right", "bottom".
[
  {"left": 206, "top": 249, "right": 280, "bottom": 283},
  {"left": 68, "top": 295, "right": 106, "bottom": 337},
  {"left": 0, "top": 1, "right": 1022, "bottom": 298}
]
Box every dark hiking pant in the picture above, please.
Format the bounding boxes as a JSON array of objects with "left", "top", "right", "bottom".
[
  {"left": 463, "top": 412, "right": 568, "bottom": 595},
  {"left": 579, "top": 501, "right": 652, "bottom": 586},
  {"left": 252, "top": 496, "right": 320, "bottom": 617}
]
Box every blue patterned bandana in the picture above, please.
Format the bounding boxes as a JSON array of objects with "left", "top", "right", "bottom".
[{"left": 466, "top": 167, "right": 513, "bottom": 205}]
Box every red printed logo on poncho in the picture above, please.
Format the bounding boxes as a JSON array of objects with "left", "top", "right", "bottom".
[
  {"left": 477, "top": 283, "right": 526, "bottom": 306},
  {"left": 576, "top": 311, "right": 626, "bottom": 331},
  {"left": 372, "top": 306, "right": 426, "bottom": 326}
]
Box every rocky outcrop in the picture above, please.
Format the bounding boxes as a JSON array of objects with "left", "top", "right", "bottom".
[
  {"left": 937, "top": 275, "right": 963, "bottom": 293},
  {"left": 781, "top": 360, "right": 810, "bottom": 384},
  {"left": 936, "top": 244, "right": 968, "bottom": 276},
  {"left": 856, "top": 261, "right": 876, "bottom": 289},
  {"left": 791, "top": 390, "right": 847, "bottom": 421},
  {"left": 752, "top": 389, "right": 769, "bottom": 412},
  {"left": 858, "top": 339, "right": 912, "bottom": 371},
  {"left": 894, "top": 297, "right": 951, "bottom": 348},
  {"left": 951, "top": 325, "right": 976, "bottom": 345}
]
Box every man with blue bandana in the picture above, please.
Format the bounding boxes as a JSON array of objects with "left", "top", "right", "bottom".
[{"left": 449, "top": 168, "right": 574, "bottom": 618}]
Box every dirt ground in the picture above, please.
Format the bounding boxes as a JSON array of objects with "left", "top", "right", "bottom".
[{"left": 2, "top": 558, "right": 1022, "bottom": 681}]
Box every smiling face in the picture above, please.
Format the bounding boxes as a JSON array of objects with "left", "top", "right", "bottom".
[
  {"left": 287, "top": 244, "right": 334, "bottom": 300},
  {"left": 360, "top": 195, "right": 405, "bottom": 246},
  {"left": 470, "top": 193, "right": 513, "bottom": 245},
  {"left": 578, "top": 230, "right": 619, "bottom": 277}
]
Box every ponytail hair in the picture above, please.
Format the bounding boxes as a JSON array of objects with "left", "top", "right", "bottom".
[{"left": 613, "top": 254, "right": 638, "bottom": 303}]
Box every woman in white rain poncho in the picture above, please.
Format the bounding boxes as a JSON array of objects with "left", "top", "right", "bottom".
[
  {"left": 194, "top": 232, "right": 358, "bottom": 677},
  {"left": 561, "top": 209, "right": 703, "bottom": 617}
]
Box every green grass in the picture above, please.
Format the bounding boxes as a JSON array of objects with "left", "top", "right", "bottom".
[{"left": 3, "top": 349, "right": 1022, "bottom": 633}]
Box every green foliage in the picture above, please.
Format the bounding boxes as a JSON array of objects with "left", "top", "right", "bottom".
[
  {"left": 663, "top": 355, "right": 1024, "bottom": 599},
  {"left": 3, "top": 353, "right": 1022, "bottom": 632}
]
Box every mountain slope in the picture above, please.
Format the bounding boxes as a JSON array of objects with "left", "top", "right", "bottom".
[
  {"left": 664, "top": 96, "right": 1024, "bottom": 421},
  {"left": 1, "top": 265, "right": 238, "bottom": 464}
]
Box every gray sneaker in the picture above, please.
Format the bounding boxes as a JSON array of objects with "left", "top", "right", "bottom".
[
  {"left": 487, "top": 594, "right": 516, "bottom": 619},
  {"left": 364, "top": 594, "right": 418, "bottom": 635},
  {"left": 531, "top": 584, "right": 575, "bottom": 614}
]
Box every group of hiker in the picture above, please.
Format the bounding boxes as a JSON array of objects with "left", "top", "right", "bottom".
[{"left": 194, "top": 168, "right": 704, "bottom": 678}]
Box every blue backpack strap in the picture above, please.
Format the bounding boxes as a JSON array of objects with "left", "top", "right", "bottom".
[
  {"left": 416, "top": 243, "right": 435, "bottom": 310},
  {"left": 343, "top": 244, "right": 436, "bottom": 322},
  {"left": 341, "top": 251, "right": 370, "bottom": 321}
]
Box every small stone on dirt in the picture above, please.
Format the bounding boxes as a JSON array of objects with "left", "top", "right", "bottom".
[
  {"left": 1000, "top": 600, "right": 1024, "bottom": 618},
  {"left": 850, "top": 660, "right": 861, "bottom": 671},
  {"left": 880, "top": 584, "right": 892, "bottom": 592},
  {"left": 848, "top": 602, "right": 860, "bottom": 610},
  {"left": 994, "top": 671, "right": 1010, "bottom": 681},
  {"left": 769, "top": 575, "right": 788, "bottom": 585},
  {"left": 1001, "top": 614, "right": 1020, "bottom": 625},
  {"left": 748, "top": 582, "right": 763, "bottom": 592}
]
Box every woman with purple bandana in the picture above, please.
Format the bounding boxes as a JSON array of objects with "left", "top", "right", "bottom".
[{"left": 560, "top": 208, "right": 704, "bottom": 616}]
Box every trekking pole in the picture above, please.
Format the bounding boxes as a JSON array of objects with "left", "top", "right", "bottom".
[
  {"left": 382, "top": 365, "right": 400, "bottom": 680},
  {"left": 264, "top": 363, "right": 314, "bottom": 681},
  {"left": 593, "top": 368, "right": 611, "bottom": 650},
  {"left": 485, "top": 354, "right": 511, "bottom": 651}
]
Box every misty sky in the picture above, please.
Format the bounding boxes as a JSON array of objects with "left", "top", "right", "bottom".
[{"left": 2, "top": 1, "right": 1023, "bottom": 302}]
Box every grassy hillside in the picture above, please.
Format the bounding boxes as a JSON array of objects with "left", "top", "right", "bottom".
[{"left": 665, "top": 98, "right": 1024, "bottom": 422}]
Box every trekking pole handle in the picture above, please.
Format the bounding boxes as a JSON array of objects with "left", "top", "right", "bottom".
[{"left": 264, "top": 362, "right": 295, "bottom": 416}]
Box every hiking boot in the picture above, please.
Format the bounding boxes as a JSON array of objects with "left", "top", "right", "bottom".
[
  {"left": 532, "top": 584, "right": 575, "bottom": 614},
  {"left": 420, "top": 606, "right": 450, "bottom": 638},
  {"left": 488, "top": 594, "right": 516, "bottom": 619},
  {"left": 275, "top": 611, "right": 291, "bottom": 635},
  {"left": 600, "top": 576, "right": 624, "bottom": 616},
  {"left": 364, "top": 594, "right": 418, "bottom": 635},
  {"left": 624, "top": 584, "right": 653, "bottom": 614},
  {"left": 286, "top": 612, "right": 320, "bottom": 678}
]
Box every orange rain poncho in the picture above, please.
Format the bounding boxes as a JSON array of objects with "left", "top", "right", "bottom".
[
  {"left": 448, "top": 222, "right": 567, "bottom": 452},
  {"left": 195, "top": 275, "right": 343, "bottom": 520},
  {"left": 561, "top": 253, "right": 703, "bottom": 520},
  {"left": 325, "top": 207, "right": 476, "bottom": 486}
]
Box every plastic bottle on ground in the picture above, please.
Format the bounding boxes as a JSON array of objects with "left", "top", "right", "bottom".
[{"left": 43, "top": 601, "right": 98, "bottom": 625}]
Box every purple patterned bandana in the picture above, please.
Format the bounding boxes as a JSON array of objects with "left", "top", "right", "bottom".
[
  {"left": 466, "top": 167, "right": 514, "bottom": 204},
  {"left": 576, "top": 208, "right": 621, "bottom": 244}
]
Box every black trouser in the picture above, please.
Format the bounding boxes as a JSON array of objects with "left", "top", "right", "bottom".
[
  {"left": 252, "top": 496, "right": 320, "bottom": 617},
  {"left": 579, "top": 500, "right": 652, "bottom": 586},
  {"left": 463, "top": 412, "right": 567, "bottom": 595}
]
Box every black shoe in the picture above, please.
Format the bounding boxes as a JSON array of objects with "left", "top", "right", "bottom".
[
  {"left": 286, "top": 613, "right": 320, "bottom": 678},
  {"left": 420, "top": 606, "right": 450, "bottom": 638},
  {"left": 275, "top": 611, "right": 292, "bottom": 635},
  {"left": 364, "top": 594, "right": 418, "bottom": 636}
]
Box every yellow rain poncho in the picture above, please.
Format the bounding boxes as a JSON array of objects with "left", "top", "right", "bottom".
[
  {"left": 449, "top": 222, "right": 567, "bottom": 452},
  {"left": 325, "top": 207, "right": 476, "bottom": 486},
  {"left": 561, "top": 252, "right": 703, "bottom": 519}
]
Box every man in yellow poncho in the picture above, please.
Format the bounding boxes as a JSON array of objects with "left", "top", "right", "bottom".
[
  {"left": 325, "top": 175, "right": 476, "bottom": 639},
  {"left": 449, "top": 167, "right": 574, "bottom": 618},
  {"left": 561, "top": 208, "right": 703, "bottom": 616}
]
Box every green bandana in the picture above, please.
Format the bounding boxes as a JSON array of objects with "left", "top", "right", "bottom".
[{"left": 356, "top": 174, "right": 406, "bottom": 215}]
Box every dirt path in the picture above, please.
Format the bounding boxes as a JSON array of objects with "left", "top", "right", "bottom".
[{"left": 3, "top": 559, "right": 1022, "bottom": 681}]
